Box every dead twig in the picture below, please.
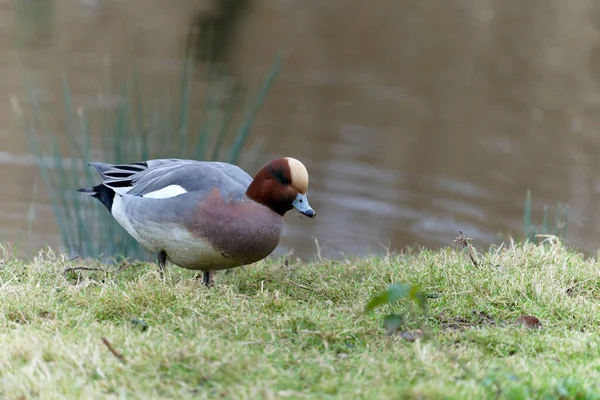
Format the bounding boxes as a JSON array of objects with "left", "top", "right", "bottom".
[
  {"left": 291, "top": 281, "right": 314, "bottom": 291},
  {"left": 453, "top": 230, "right": 480, "bottom": 268},
  {"left": 101, "top": 337, "right": 126, "bottom": 364},
  {"left": 63, "top": 267, "right": 108, "bottom": 275}
]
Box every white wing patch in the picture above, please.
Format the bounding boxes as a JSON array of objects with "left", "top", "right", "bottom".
[
  {"left": 111, "top": 186, "right": 133, "bottom": 195},
  {"left": 142, "top": 184, "right": 187, "bottom": 199}
]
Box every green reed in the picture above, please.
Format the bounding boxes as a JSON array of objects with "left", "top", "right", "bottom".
[
  {"left": 523, "top": 189, "right": 569, "bottom": 244},
  {"left": 17, "top": 53, "right": 282, "bottom": 262}
]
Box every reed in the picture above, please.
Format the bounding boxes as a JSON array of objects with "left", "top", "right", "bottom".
[
  {"left": 523, "top": 189, "right": 569, "bottom": 243},
  {"left": 18, "top": 53, "right": 282, "bottom": 262}
]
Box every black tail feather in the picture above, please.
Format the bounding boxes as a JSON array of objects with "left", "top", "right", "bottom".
[
  {"left": 77, "top": 184, "right": 115, "bottom": 212},
  {"left": 89, "top": 161, "right": 148, "bottom": 181},
  {"left": 79, "top": 160, "right": 148, "bottom": 211}
]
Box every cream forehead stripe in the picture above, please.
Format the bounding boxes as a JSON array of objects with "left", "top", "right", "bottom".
[{"left": 285, "top": 157, "right": 309, "bottom": 193}]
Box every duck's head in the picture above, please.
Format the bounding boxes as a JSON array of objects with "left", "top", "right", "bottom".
[{"left": 246, "top": 157, "right": 316, "bottom": 218}]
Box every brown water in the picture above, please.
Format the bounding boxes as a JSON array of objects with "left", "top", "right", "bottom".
[{"left": 3, "top": 0, "right": 600, "bottom": 260}]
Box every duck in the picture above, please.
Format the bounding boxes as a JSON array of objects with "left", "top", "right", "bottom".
[{"left": 78, "top": 157, "right": 316, "bottom": 285}]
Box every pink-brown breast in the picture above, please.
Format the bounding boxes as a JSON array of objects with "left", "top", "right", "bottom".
[{"left": 186, "top": 189, "right": 284, "bottom": 266}]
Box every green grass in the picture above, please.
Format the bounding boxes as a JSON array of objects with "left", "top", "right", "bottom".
[
  {"left": 13, "top": 52, "right": 282, "bottom": 262},
  {"left": 1, "top": 239, "right": 600, "bottom": 399}
]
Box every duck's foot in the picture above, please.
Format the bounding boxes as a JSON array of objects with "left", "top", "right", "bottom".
[
  {"left": 157, "top": 250, "right": 167, "bottom": 280},
  {"left": 195, "top": 270, "right": 213, "bottom": 287}
]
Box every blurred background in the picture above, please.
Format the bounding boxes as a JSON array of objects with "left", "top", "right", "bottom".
[{"left": 1, "top": 0, "right": 599, "bottom": 261}]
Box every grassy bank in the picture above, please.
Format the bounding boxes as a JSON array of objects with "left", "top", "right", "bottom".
[{"left": 0, "top": 239, "right": 599, "bottom": 399}]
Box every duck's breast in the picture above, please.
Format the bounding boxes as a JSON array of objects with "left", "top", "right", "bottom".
[{"left": 189, "top": 189, "right": 284, "bottom": 266}]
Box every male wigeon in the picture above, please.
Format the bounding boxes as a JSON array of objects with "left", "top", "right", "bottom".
[{"left": 78, "top": 157, "right": 315, "bottom": 285}]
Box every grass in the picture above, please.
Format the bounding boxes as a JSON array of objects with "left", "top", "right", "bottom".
[
  {"left": 13, "top": 52, "right": 282, "bottom": 262},
  {"left": 1, "top": 238, "right": 600, "bottom": 398}
]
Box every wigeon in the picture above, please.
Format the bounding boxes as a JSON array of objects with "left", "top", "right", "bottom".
[{"left": 78, "top": 157, "right": 315, "bottom": 285}]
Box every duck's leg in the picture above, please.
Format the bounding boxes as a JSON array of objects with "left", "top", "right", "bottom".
[
  {"left": 193, "top": 270, "right": 213, "bottom": 286},
  {"left": 157, "top": 250, "right": 167, "bottom": 279},
  {"left": 195, "top": 270, "right": 212, "bottom": 286},
  {"left": 203, "top": 270, "right": 211, "bottom": 286}
]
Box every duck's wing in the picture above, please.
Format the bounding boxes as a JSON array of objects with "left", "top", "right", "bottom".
[{"left": 91, "top": 159, "right": 253, "bottom": 199}]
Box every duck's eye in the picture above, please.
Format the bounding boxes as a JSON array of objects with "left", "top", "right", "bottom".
[{"left": 273, "top": 168, "right": 291, "bottom": 184}]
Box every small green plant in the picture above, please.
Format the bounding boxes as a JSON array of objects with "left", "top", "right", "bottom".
[
  {"left": 523, "top": 189, "right": 569, "bottom": 244},
  {"left": 14, "top": 53, "right": 283, "bottom": 262},
  {"left": 365, "top": 283, "right": 427, "bottom": 335}
]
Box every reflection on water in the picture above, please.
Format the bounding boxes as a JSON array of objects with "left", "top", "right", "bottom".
[{"left": 3, "top": 0, "right": 600, "bottom": 259}]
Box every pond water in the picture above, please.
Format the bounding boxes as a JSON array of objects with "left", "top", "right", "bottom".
[{"left": 2, "top": 0, "right": 600, "bottom": 260}]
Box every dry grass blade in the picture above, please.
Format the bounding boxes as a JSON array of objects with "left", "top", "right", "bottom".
[{"left": 101, "top": 337, "right": 126, "bottom": 364}]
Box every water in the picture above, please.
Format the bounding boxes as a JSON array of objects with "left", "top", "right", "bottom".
[{"left": 2, "top": 0, "right": 600, "bottom": 260}]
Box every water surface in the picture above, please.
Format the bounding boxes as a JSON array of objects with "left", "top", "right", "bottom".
[{"left": 2, "top": 0, "right": 600, "bottom": 259}]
